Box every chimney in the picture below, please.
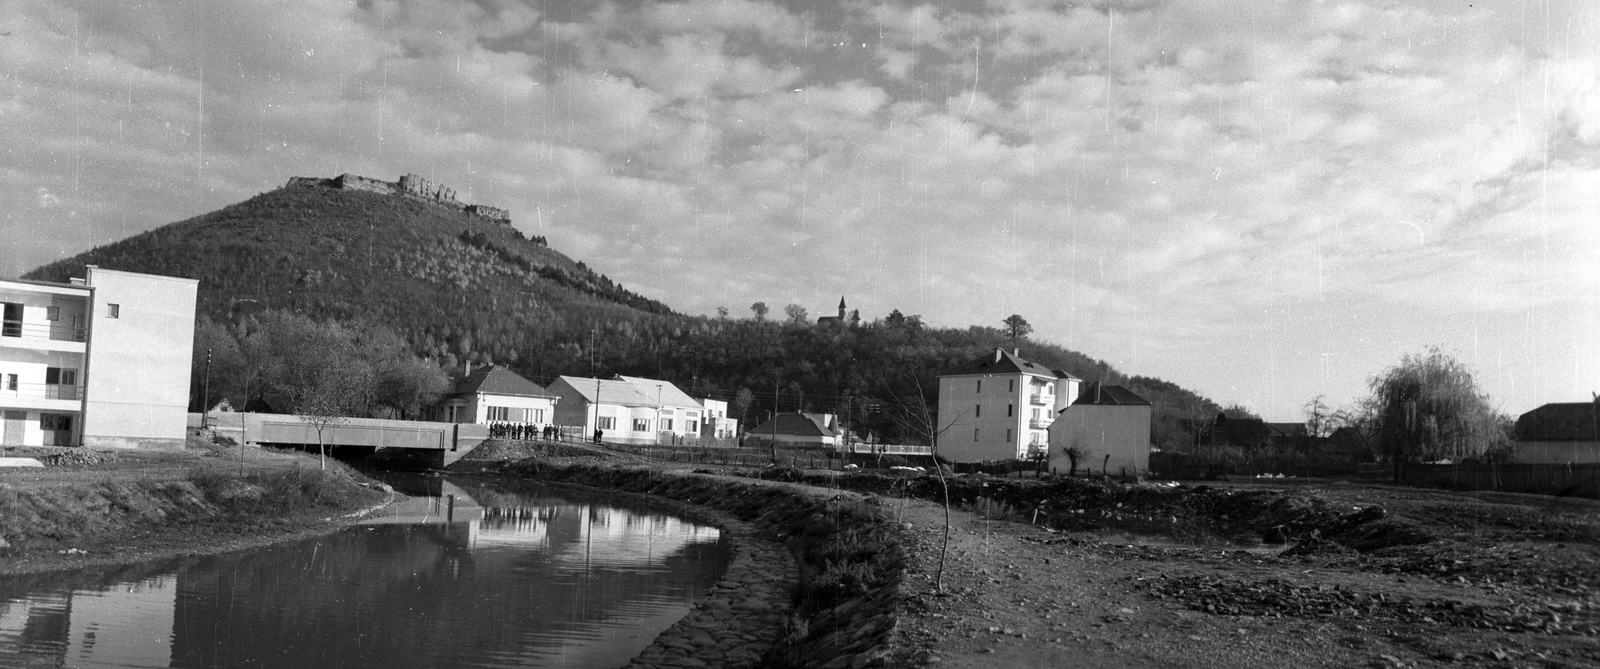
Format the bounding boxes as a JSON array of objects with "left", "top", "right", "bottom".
[
  {"left": 1013, "top": 348, "right": 1019, "bottom": 357},
  {"left": 994, "top": 348, "right": 1003, "bottom": 363},
  {"left": 1095, "top": 383, "right": 1102, "bottom": 404}
]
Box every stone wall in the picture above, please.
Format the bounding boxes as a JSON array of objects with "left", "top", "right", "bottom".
[
  {"left": 286, "top": 172, "right": 510, "bottom": 224},
  {"left": 465, "top": 204, "right": 510, "bottom": 222},
  {"left": 397, "top": 173, "right": 459, "bottom": 205},
  {"left": 333, "top": 173, "right": 396, "bottom": 195}
]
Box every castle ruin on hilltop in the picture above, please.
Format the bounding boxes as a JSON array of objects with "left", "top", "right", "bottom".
[{"left": 286, "top": 173, "right": 511, "bottom": 224}]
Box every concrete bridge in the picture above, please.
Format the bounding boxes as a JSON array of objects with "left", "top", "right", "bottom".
[{"left": 189, "top": 412, "right": 489, "bottom": 468}]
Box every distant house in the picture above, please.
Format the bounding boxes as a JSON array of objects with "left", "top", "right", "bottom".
[
  {"left": 546, "top": 375, "right": 703, "bottom": 444},
  {"left": 1513, "top": 401, "right": 1600, "bottom": 464},
  {"left": 1207, "top": 416, "right": 1276, "bottom": 448},
  {"left": 936, "top": 348, "right": 1082, "bottom": 462},
  {"left": 748, "top": 412, "right": 841, "bottom": 446},
  {"left": 1047, "top": 382, "right": 1152, "bottom": 476},
  {"left": 426, "top": 365, "right": 558, "bottom": 427},
  {"left": 700, "top": 398, "right": 739, "bottom": 439}
]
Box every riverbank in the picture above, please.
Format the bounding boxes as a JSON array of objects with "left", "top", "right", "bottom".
[
  {"left": 470, "top": 454, "right": 1599, "bottom": 668},
  {"left": 481, "top": 460, "right": 906, "bottom": 669},
  {"left": 0, "top": 442, "right": 390, "bottom": 576}
]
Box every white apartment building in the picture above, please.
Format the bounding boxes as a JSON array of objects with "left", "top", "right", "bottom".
[
  {"left": 936, "top": 348, "right": 1081, "bottom": 462},
  {"left": 0, "top": 267, "right": 198, "bottom": 449}
]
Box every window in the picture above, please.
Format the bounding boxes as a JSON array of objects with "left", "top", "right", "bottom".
[
  {"left": 1007, "top": 404, "right": 1013, "bottom": 417},
  {"left": 107, "top": 304, "right": 120, "bottom": 318},
  {"left": 974, "top": 404, "right": 981, "bottom": 418},
  {"left": 5, "top": 374, "right": 15, "bottom": 391},
  {"left": 685, "top": 421, "right": 697, "bottom": 433},
  {"left": 633, "top": 418, "right": 650, "bottom": 431},
  {"left": 46, "top": 306, "right": 59, "bottom": 321},
  {"left": 976, "top": 380, "right": 982, "bottom": 392},
  {"left": 487, "top": 406, "right": 510, "bottom": 421},
  {"left": 40, "top": 414, "right": 73, "bottom": 431},
  {"left": 974, "top": 428, "right": 980, "bottom": 442},
  {"left": 2, "top": 303, "right": 20, "bottom": 337},
  {"left": 1008, "top": 379, "right": 1015, "bottom": 392},
  {"left": 529, "top": 409, "right": 544, "bottom": 424},
  {"left": 597, "top": 416, "right": 616, "bottom": 430},
  {"left": 662, "top": 418, "right": 674, "bottom": 431},
  {"left": 1005, "top": 428, "right": 1013, "bottom": 443}
]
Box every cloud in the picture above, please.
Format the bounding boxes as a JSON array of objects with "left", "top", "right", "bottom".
[{"left": 2, "top": 0, "right": 1595, "bottom": 421}]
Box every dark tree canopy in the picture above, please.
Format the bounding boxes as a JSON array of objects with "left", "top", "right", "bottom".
[{"left": 1002, "top": 314, "right": 1033, "bottom": 342}]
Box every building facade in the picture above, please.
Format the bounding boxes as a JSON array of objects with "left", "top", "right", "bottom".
[
  {"left": 546, "top": 375, "right": 704, "bottom": 444},
  {"left": 699, "top": 398, "right": 739, "bottom": 439},
  {"left": 748, "top": 412, "right": 841, "bottom": 446},
  {"left": 426, "top": 365, "right": 559, "bottom": 427},
  {"left": 0, "top": 267, "right": 197, "bottom": 449},
  {"left": 936, "top": 348, "right": 1081, "bottom": 462},
  {"left": 1047, "top": 383, "right": 1153, "bottom": 477},
  {"left": 1513, "top": 401, "right": 1600, "bottom": 464}
]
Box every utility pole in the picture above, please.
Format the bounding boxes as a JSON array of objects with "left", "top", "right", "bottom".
[{"left": 201, "top": 348, "right": 212, "bottom": 429}]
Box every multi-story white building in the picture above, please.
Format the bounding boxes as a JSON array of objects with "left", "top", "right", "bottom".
[
  {"left": 936, "top": 348, "right": 1081, "bottom": 462},
  {"left": 546, "top": 375, "right": 704, "bottom": 444},
  {"left": 699, "top": 398, "right": 739, "bottom": 439},
  {"left": 0, "top": 266, "right": 197, "bottom": 449}
]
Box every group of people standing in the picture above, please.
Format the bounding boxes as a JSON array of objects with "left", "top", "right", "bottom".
[{"left": 489, "top": 422, "right": 561, "bottom": 441}]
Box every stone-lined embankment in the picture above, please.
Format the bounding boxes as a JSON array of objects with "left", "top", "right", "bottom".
[{"left": 491, "top": 461, "right": 906, "bottom": 669}]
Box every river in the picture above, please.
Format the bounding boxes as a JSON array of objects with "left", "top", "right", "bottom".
[{"left": 0, "top": 475, "right": 732, "bottom": 668}]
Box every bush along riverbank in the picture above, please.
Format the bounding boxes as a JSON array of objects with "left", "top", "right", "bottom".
[
  {"left": 493, "top": 461, "right": 906, "bottom": 669},
  {"left": 0, "top": 464, "right": 390, "bottom": 574}
]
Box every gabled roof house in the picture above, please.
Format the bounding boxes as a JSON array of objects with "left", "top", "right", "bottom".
[
  {"left": 749, "top": 412, "right": 842, "bottom": 445},
  {"left": 1513, "top": 401, "right": 1600, "bottom": 464},
  {"left": 427, "top": 365, "right": 559, "bottom": 425}
]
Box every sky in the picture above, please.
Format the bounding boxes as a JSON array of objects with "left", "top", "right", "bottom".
[{"left": 2, "top": 0, "right": 1596, "bottom": 421}]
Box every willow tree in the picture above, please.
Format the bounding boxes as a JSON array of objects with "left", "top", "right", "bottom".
[{"left": 1369, "top": 346, "right": 1507, "bottom": 475}]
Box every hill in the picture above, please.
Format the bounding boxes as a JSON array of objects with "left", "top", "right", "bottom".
[
  {"left": 25, "top": 176, "right": 673, "bottom": 367},
  {"left": 23, "top": 175, "right": 1238, "bottom": 447}
]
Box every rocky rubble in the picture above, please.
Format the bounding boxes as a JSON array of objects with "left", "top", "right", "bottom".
[{"left": 1140, "top": 572, "right": 1597, "bottom": 636}]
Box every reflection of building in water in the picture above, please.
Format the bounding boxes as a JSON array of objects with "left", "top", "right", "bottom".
[
  {"left": 0, "top": 575, "right": 176, "bottom": 668},
  {"left": 476, "top": 503, "right": 721, "bottom": 567},
  {"left": 0, "top": 485, "right": 731, "bottom": 668}
]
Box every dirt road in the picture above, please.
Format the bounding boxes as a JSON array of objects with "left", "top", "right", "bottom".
[{"left": 882, "top": 486, "right": 1598, "bottom": 669}]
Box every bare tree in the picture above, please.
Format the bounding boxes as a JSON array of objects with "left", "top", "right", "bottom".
[
  {"left": 1057, "top": 438, "right": 1090, "bottom": 476},
  {"left": 750, "top": 302, "right": 769, "bottom": 320},
  {"left": 1303, "top": 395, "right": 1334, "bottom": 438},
  {"left": 290, "top": 365, "right": 366, "bottom": 471},
  {"left": 783, "top": 303, "right": 809, "bottom": 324},
  {"left": 883, "top": 373, "right": 967, "bottom": 593}
]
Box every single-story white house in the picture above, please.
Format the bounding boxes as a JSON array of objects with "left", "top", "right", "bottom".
[
  {"left": 425, "top": 365, "right": 559, "bottom": 427},
  {"left": 1047, "top": 382, "right": 1152, "bottom": 477}
]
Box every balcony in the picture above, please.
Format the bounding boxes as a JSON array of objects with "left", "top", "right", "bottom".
[
  {"left": 1028, "top": 393, "right": 1051, "bottom": 405},
  {"left": 1028, "top": 418, "right": 1051, "bottom": 429},
  {"left": 0, "top": 382, "right": 83, "bottom": 411},
  {"left": 0, "top": 320, "right": 87, "bottom": 353}
]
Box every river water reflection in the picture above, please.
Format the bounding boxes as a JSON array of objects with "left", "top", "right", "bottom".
[{"left": 0, "top": 476, "right": 731, "bottom": 668}]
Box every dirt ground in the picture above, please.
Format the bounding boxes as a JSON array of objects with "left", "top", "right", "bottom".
[{"left": 878, "top": 481, "right": 1599, "bottom": 669}]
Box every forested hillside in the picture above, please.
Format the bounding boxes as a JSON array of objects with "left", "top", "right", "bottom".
[
  {"left": 24, "top": 181, "right": 1233, "bottom": 448},
  {"left": 25, "top": 184, "right": 673, "bottom": 367}
]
